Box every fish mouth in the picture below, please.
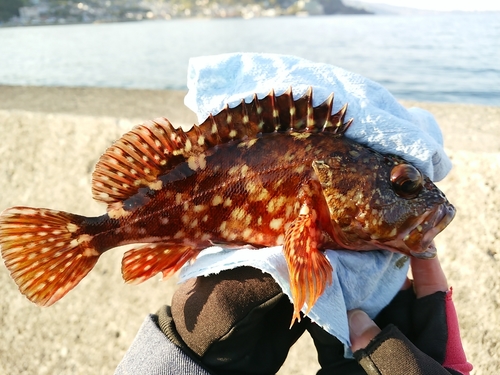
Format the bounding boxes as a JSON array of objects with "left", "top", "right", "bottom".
[{"left": 404, "top": 203, "right": 456, "bottom": 257}]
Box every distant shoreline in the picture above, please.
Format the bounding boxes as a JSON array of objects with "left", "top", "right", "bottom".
[
  {"left": 2, "top": 11, "right": 498, "bottom": 29},
  {"left": 0, "top": 83, "right": 497, "bottom": 116},
  {"left": 0, "top": 84, "right": 196, "bottom": 125}
]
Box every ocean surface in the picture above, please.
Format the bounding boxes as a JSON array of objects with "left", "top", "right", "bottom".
[{"left": 0, "top": 13, "right": 499, "bottom": 105}]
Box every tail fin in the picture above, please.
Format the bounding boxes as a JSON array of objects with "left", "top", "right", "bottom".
[
  {"left": 0, "top": 207, "right": 100, "bottom": 306},
  {"left": 122, "top": 244, "right": 198, "bottom": 284}
]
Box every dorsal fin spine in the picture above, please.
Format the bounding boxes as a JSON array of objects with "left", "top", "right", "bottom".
[
  {"left": 284, "top": 87, "right": 296, "bottom": 131},
  {"left": 321, "top": 93, "right": 335, "bottom": 131},
  {"left": 254, "top": 93, "right": 265, "bottom": 132},
  {"left": 305, "top": 87, "right": 315, "bottom": 132},
  {"left": 268, "top": 89, "right": 279, "bottom": 132},
  {"left": 91, "top": 86, "right": 354, "bottom": 208},
  {"left": 208, "top": 114, "right": 221, "bottom": 144}
]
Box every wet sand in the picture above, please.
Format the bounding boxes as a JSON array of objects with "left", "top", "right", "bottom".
[{"left": 0, "top": 85, "right": 499, "bottom": 374}]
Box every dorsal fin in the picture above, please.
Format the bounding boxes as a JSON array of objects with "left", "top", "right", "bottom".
[{"left": 91, "top": 87, "right": 352, "bottom": 209}]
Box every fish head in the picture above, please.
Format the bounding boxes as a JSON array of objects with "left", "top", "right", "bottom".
[{"left": 312, "top": 142, "right": 455, "bottom": 258}]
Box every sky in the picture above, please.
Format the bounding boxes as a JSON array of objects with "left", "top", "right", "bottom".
[{"left": 356, "top": 0, "right": 500, "bottom": 12}]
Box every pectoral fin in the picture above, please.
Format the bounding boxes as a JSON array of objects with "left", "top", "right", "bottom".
[{"left": 284, "top": 204, "right": 333, "bottom": 324}]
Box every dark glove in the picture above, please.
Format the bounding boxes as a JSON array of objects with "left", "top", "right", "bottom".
[
  {"left": 159, "top": 266, "right": 309, "bottom": 375},
  {"left": 307, "top": 288, "right": 453, "bottom": 375},
  {"left": 351, "top": 290, "right": 465, "bottom": 375},
  {"left": 346, "top": 256, "right": 472, "bottom": 375},
  {"left": 157, "top": 262, "right": 471, "bottom": 375}
]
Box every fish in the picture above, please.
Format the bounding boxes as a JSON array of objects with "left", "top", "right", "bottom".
[{"left": 0, "top": 87, "right": 455, "bottom": 323}]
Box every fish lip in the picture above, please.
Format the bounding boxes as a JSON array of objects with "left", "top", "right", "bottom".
[
  {"left": 404, "top": 203, "right": 456, "bottom": 255},
  {"left": 410, "top": 241, "right": 437, "bottom": 259}
]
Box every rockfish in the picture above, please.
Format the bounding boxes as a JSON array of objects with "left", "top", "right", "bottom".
[{"left": 0, "top": 88, "right": 455, "bottom": 322}]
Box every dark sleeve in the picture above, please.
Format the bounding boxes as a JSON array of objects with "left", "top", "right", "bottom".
[{"left": 114, "top": 311, "right": 214, "bottom": 375}]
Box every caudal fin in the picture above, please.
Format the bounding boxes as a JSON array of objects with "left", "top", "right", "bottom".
[{"left": 0, "top": 207, "right": 100, "bottom": 306}]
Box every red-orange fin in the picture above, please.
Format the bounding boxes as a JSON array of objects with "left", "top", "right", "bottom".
[
  {"left": 0, "top": 207, "right": 100, "bottom": 306},
  {"left": 91, "top": 87, "right": 353, "bottom": 210},
  {"left": 283, "top": 205, "right": 333, "bottom": 325},
  {"left": 121, "top": 244, "right": 198, "bottom": 284}
]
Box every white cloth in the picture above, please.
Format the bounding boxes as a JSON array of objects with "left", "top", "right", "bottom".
[
  {"left": 185, "top": 53, "right": 451, "bottom": 182},
  {"left": 179, "top": 53, "right": 452, "bottom": 353}
]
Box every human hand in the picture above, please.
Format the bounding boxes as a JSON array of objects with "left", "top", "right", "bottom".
[
  {"left": 346, "top": 255, "right": 472, "bottom": 375},
  {"left": 163, "top": 266, "right": 310, "bottom": 374},
  {"left": 348, "top": 255, "right": 448, "bottom": 351}
]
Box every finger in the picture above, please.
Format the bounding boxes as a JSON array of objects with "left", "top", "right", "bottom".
[
  {"left": 348, "top": 310, "right": 381, "bottom": 352},
  {"left": 401, "top": 276, "right": 412, "bottom": 291},
  {"left": 411, "top": 255, "right": 448, "bottom": 298}
]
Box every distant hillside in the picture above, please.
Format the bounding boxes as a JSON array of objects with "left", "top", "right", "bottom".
[
  {"left": 3, "top": 0, "right": 372, "bottom": 27},
  {"left": 343, "top": 0, "right": 447, "bottom": 14},
  {"left": 318, "top": 0, "right": 372, "bottom": 14}
]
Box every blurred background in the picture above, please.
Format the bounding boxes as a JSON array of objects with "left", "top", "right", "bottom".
[{"left": 0, "top": 0, "right": 499, "bottom": 105}]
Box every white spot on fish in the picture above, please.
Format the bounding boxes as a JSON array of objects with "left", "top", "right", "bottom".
[
  {"left": 299, "top": 205, "right": 310, "bottom": 216},
  {"left": 212, "top": 195, "right": 223, "bottom": 206},
  {"left": 174, "top": 230, "right": 185, "bottom": 239},
  {"left": 83, "top": 247, "right": 99, "bottom": 257},
  {"left": 66, "top": 223, "right": 79, "bottom": 233},
  {"left": 193, "top": 204, "right": 208, "bottom": 213},
  {"left": 276, "top": 234, "right": 285, "bottom": 245},
  {"left": 269, "top": 218, "right": 284, "bottom": 231},
  {"left": 189, "top": 219, "right": 199, "bottom": 229},
  {"left": 242, "top": 228, "right": 253, "bottom": 239},
  {"left": 231, "top": 207, "right": 246, "bottom": 221},
  {"left": 219, "top": 221, "right": 227, "bottom": 232},
  {"left": 148, "top": 180, "right": 162, "bottom": 190},
  {"left": 241, "top": 164, "right": 249, "bottom": 178},
  {"left": 175, "top": 193, "right": 183, "bottom": 205}
]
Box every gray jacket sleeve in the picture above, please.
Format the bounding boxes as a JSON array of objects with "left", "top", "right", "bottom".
[{"left": 115, "top": 312, "right": 212, "bottom": 375}]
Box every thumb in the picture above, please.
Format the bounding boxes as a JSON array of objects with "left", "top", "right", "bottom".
[{"left": 348, "top": 310, "right": 381, "bottom": 352}]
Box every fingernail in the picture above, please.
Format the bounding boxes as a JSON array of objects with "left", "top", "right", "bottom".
[{"left": 348, "top": 310, "right": 376, "bottom": 338}]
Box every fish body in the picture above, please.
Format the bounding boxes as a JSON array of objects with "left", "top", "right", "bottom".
[{"left": 0, "top": 88, "right": 455, "bottom": 322}]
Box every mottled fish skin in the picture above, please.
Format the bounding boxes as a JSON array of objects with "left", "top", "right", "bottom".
[{"left": 0, "top": 88, "right": 455, "bottom": 323}]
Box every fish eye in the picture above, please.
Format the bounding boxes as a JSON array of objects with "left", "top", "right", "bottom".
[{"left": 390, "top": 164, "right": 423, "bottom": 199}]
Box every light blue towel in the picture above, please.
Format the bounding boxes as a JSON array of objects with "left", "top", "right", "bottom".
[
  {"left": 185, "top": 53, "right": 451, "bottom": 182},
  {"left": 179, "top": 53, "right": 452, "bottom": 354}
]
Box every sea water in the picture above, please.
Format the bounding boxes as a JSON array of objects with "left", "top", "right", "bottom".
[{"left": 0, "top": 13, "right": 498, "bottom": 105}]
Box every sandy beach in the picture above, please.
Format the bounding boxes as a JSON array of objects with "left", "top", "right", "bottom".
[{"left": 0, "top": 85, "right": 498, "bottom": 374}]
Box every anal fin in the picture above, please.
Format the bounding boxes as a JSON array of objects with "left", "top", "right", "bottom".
[
  {"left": 121, "top": 243, "right": 199, "bottom": 284},
  {"left": 284, "top": 205, "right": 333, "bottom": 325}
]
